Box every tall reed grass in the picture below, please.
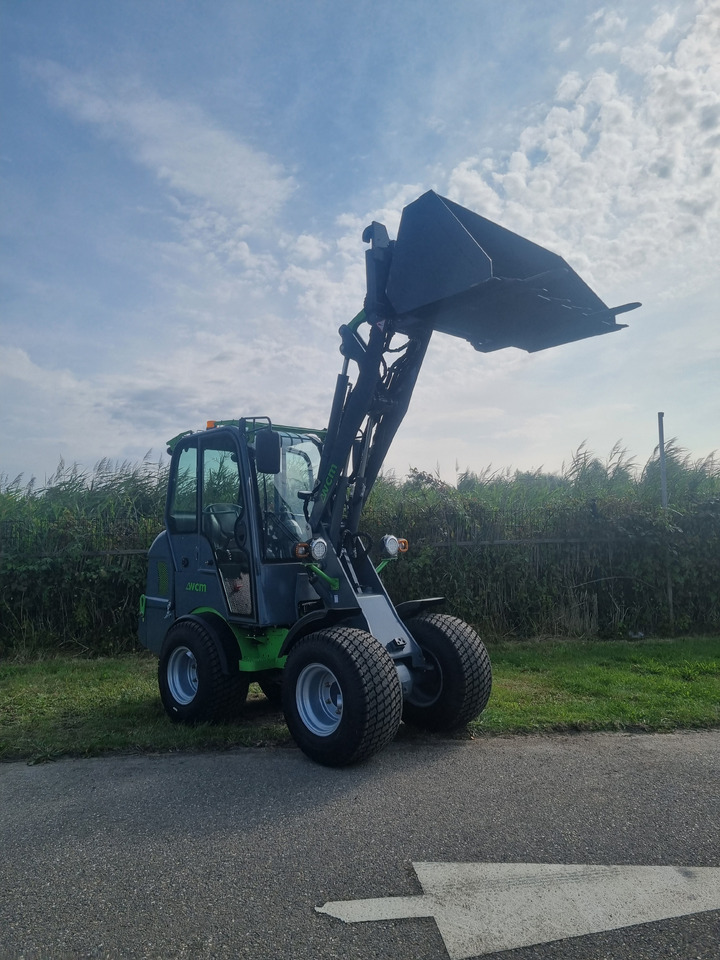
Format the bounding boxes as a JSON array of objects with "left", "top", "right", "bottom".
[
  {"left": 1, "top": 457, "right": 166, "bottom": 656},
  {"left": 1, "top": 442, "right": 718, "bottom": 656}
]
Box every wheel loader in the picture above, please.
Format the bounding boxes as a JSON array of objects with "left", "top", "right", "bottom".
[{"left": 139, "top": 190, "right": 639, "bottom": 766}]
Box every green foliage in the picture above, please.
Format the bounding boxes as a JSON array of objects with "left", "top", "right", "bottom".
[
  {"left": 1, "top": 553, "right": 150, "bottom": 658},
  {"left": 366, "top": 442, "right": 720, "bottom": 639},
  {"left": 1, "top": 443, "right": 719, "bottom": 656},
  {"left": 0, "top": 456, "right": 167, "bottom": 534},
  {"left": 1, "top": 458, "right": 167, "bottom": 657}
]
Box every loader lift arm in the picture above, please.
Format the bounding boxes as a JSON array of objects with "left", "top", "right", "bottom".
[{"left": 308, "top": 222, "right": 431, "bottom": 544}]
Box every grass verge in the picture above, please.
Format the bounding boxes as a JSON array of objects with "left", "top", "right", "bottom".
[
  {"left": 473, "top": 637, "right": 720, "bottom": 735},
  {"left": 1, "top": 638, "right": 718, "bottom": 763}
]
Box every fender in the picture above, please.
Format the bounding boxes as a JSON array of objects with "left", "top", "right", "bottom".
[
  {"left": 278, "top": 597, "right": 446, "bottom": 657},
  {"left": 395, "top": 597, "right": 445, "bottom": 621},
  {"left": 278, "top": 606, "right": 359, "bottom": 657}
]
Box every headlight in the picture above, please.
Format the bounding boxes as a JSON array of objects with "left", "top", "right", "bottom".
[
  {"left": 310, "top": 538, "right": 328, "bottom": 562},
  {"left": 381, "top": 534, "right": 399, "bottom": 558}
]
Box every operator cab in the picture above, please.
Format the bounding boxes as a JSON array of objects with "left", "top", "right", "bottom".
[{"left": 157, "top": 421, "right": 324, "bottom": 631}]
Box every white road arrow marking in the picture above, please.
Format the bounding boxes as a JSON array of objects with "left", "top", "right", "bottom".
[{"left": 317, "top": 862, "right": 720, "bottom": 959}]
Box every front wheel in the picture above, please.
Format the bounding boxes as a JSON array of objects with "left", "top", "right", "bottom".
[
  {"left": 282, "top": 625, "right": 403, "bottom": 767},
  {"left": 158, "top": 619, "right": 248, "bottom": 723},
  {"left": 403, "top": 613, "right": 492, "bottom": 731}
]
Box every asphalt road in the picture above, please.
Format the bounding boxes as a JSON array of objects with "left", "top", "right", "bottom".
[{"left": 1, "top": 729, "right": 718, "bottom": 960}]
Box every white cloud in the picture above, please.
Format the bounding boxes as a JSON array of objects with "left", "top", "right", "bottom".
[
  {"left": 556, "top": 71, "right": 584, "bottom": 102},
  {"left": 588, "top": 8, "right": 628, "bottom": 35},
  {"left": 0, "top": 348, "right": 102, "bottom": 481},
  {"left": 0, "top": 331, "right": 340, "bottom": 482},
  {"left": 588, "top": 41, "right": 621, "bottom": 56},
  {"left": 284, "top": 233, "right": 329, "bottom": 263},
  {"left": 31, "top": 62, "right": 295, "bottom": 228},
  {"left": 646, "top": 11, "right": 677, "bottom": 43},
  {"left": 446, "top": 0, "right": 720, "bottom": 301}
]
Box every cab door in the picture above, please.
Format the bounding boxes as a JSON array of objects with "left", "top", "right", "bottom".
[{"left": 167, "top": 432, "right": 255, "bottom": 621}]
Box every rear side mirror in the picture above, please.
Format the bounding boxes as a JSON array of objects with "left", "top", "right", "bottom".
[{"left": 255, "top": 429, "right": 281, "bottom": 475}]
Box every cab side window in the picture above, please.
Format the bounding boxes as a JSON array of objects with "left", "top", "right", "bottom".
[
  {"left": 201, "top": 439, "right": 252, "bottom": 617},
  {"left": 201, "top": 444, "right": 244, "bottom": 554},
  {"left": 168, "top": 444, "right": 198, "bottom": 534}
]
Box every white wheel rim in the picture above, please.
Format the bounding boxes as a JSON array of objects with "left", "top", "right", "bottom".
[
  {"left": 167, "top": 646, "right": 198, "bottom": 705},
  {"left": 296, "top": 663, "right": 343, "bottom": 736}
]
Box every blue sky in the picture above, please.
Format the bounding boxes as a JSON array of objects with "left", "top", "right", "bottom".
[{"left": 1, "top": 0, "right": 718, "bottom": 485}]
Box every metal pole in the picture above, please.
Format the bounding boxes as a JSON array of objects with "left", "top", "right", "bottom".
[
  {"left": 657, "top": 412, "right": 674, "bottom": 630},
  {"left": 658, "top": 412, "right": 668, "bottom": 510}
]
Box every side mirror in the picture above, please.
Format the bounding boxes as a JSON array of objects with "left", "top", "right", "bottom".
[{"left": 255, "top": 429, "right": 281, "bottom": 475}]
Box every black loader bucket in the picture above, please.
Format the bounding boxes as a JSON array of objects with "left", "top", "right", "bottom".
[{"left": 385, "top": 191, "right": 640, "bottom": 352}]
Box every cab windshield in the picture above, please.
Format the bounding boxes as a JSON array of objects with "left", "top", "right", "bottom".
[{"left": 256, "top": 433, "right": 322, "bottom": 559}]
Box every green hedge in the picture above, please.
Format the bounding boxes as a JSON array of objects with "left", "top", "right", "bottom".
[
  {"left": 1, "top": 446, "right": 719, "bottom": 655},
  {"left": 370, "top": 504, "right": 720, "bottom": 638}
]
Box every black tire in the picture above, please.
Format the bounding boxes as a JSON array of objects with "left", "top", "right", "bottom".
[
  {"left": 158, "top": 619, "right": 248, "bottom": 724},
  {"left": 403, "top": 613, "right": 492, "bottom": 731},
  {"left": 282, "top": 625, "right": 403, "bottom": 767}
]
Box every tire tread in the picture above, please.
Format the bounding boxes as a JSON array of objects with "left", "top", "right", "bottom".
[
  {"left": 159, "top": 619, "right": 246, "bottom": 723},
  {"left": 404, "top": 613, "right": 492, "bottom": 731},
  {"left": 283, "top": 625, "right": 403, "bottom": 766}
]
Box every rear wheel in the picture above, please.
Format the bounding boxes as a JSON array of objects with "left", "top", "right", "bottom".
[
  {"left": 158, "top": 619, "right": 248, "bottom": 723},
  {"left": 282, "top": 625, "right": 403, "bottom": 766},
  {"left": 403, "top": 613, "right": 492, "bottom": 731}
]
